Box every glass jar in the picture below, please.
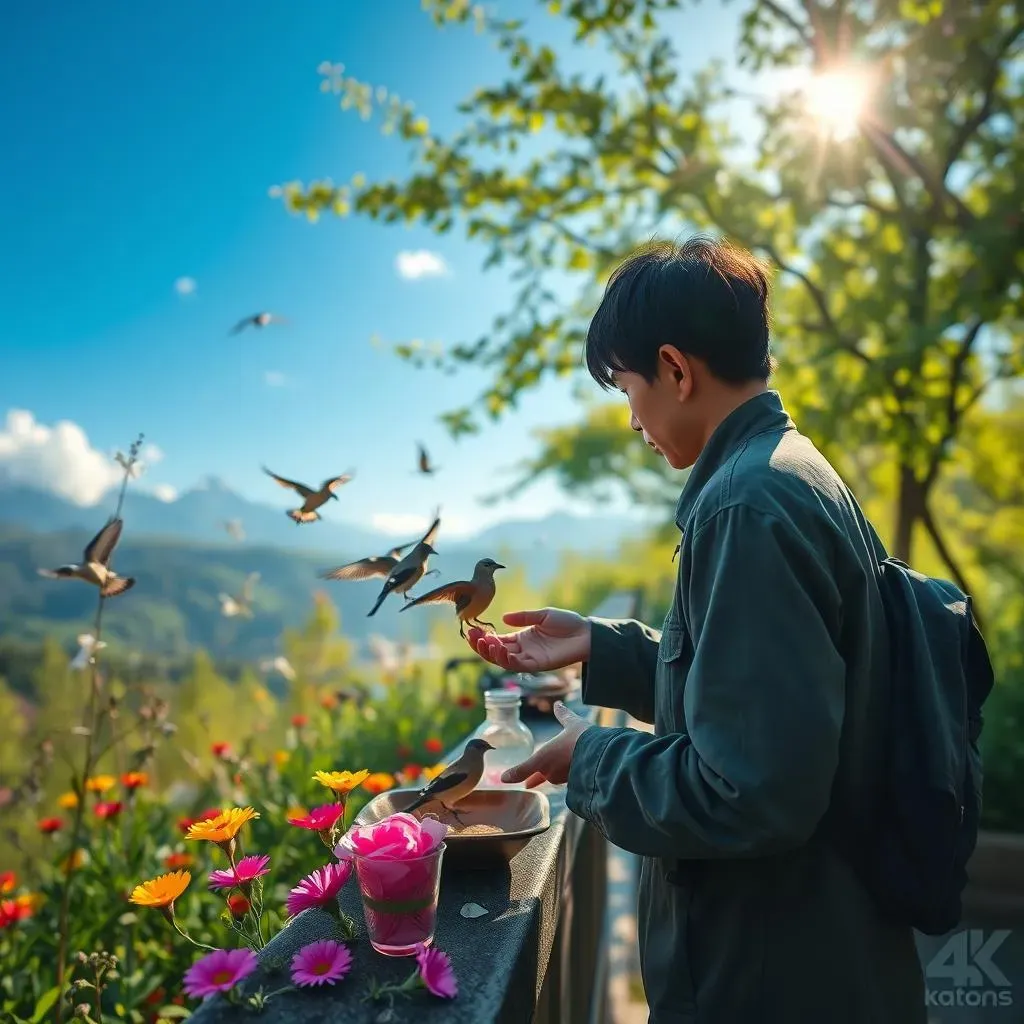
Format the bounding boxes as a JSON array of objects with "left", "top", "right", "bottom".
[{"left": 472, "top": 685, "right": 535, "bottom": 788}]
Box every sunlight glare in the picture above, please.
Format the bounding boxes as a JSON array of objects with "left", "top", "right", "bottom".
[{"left": 803, "top": 67, "right": 873, "bottom": 140}]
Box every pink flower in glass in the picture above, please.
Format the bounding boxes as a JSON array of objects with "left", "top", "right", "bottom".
[
  {"left": 182, "top": 947, "right": 259, "bottom": 999},
  {"left": 336, "top": 812, "right": 449, "bottom": 861},
  {"left": 287, "top": 803, "right": 346, "bottom": 832},
  {"left": 208, "top": 854, "right": 271, "bottom": 892},
  {"left": 415, "top": 943, "right": 458, "bottom": 999},
  {"left": 290, "top": 939, "right": 353, "bottom": 987},
  {"left": 285, "top": 861, "right": 352, "bottom": 917}
]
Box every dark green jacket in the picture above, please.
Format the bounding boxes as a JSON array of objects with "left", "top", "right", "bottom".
[{"left": 566, "top": 391, "right": 925, "bottom": 1023}]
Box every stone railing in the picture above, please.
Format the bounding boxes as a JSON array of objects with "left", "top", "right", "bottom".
[{"left": 189, "top": 706, "right": 609, "bottom": 1023}]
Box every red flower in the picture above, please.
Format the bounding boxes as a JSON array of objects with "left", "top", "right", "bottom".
[
  {"left": 0, "top": 871, "right": 15, "bottom": 894},
  {"left": 227, "top": 893, "right": 251, "bottom": 919},
  {"left": 291, "top": 714, "right": 308, "bottom": 728},
  {"left": 121, "top": 771, "right": 148, "bottom": 790},
  {"left": 0, "top": 895, "right": 34, "bottom": 929},
  {"left": 38, "top": 817, "right": 63, "bottom": 834},
  {"left": 456, "top": 695, "right": 476, "bottom": 709},
  {"left": 424, "top": 737, "right": 444, "bottom": 754},
  {"left": 164, "top": 852, "right": 194, "bottom": 869},
  {"left": 94, "top": 801, "right": 123, "bottom": 821},
  {"left": 211, "top": 742, "right": 231, "bottom": 758},
  {"left": 402, "top": 763, "right": 423, "bottom": 781},
  {"left": 396, "top": 744, "right": 412, "bottom": 759}
]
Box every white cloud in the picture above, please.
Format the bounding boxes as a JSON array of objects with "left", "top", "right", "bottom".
[
  {"left": 395, "top": 250, "right": 449, "bottom": 281},
  {"left": 371, "top": 511, "right": 471, "bottom": 538},
  {"left": 264, "top": 370, "right": 288, "bottom": 387},
  {"left": 0, "top": 409, "right": 124, "bottom": 506},
  {"left": 174, "top": 276, "right": 197, "bottom": 296},
  {"left": 152, "top": 483, "right": 178, "bottom": 503}
]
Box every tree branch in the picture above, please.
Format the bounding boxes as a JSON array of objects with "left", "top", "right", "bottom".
[{"left": 919, "top": 500, "right": 985, "bottom": 632}]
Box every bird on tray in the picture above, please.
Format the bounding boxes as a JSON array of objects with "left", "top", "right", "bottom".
[
  {"left": 38, "top": 517, "right": 135, "bottom": 598},
  {"left": 403, "top": 738, "right": 494, "bottom": 825},
  {"left": 262, "top": 465, "right": 354, "bottom": 524},
  {"left": 399, "top": 557, "right": 505, "bottom": 638}
]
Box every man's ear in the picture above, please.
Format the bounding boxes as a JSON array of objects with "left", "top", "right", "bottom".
[{"left": 657, "top": 345, "right": 692, "bottom": 400}]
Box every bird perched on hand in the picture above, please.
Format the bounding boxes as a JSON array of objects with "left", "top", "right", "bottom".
[
  {"left": 365, "top": 534, "right": 440, "bottom": 617},
  {"left": 319, "top": 509, "right": 441, "bottom": 583},
  {"left": 219, "top": 572, "right": 259, "bottom": 618},
  {"left": 230, "top": 311, "right": 286, "bottom": 334},
  {"left": 400, "top": 557, "right": 505, "bottom": 638},
  {"left": 416, "top": 442, "right": 438, "bottom": 475},
  {"left": 263, "top": 466, "right": 354, "bottom": 524},
  {"left": 404, "top": 738, "right": 494, "bottom": 824},
  {"left": 38, "top": 518, "right": 135, "bottom": 598}
]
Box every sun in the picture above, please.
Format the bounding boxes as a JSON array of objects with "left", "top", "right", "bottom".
[{"left": 802, "top": 67, "right": 875, "bottom": 141}]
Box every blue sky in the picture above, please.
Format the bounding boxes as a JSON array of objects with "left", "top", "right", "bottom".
[{"left": 1, "top": 0, "right": 739, "bottom": 537}]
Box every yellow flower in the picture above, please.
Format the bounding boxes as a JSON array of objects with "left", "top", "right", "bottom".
[
  {"left": 273, "top": 750, "right": 290, "bottom": 768},
  {"left": 362, "top": 772, "right": 395, "bottom": 795},
  {"left": 57, "top": 792, "right": 79, "bottom": 810},
  {"left": 423, "top": 763, "right": 446, "bottom": 781},
  {"left": 129, "top": 870, "right": 191, "bottom": 909},
  {"left": 185, "top": 807, "right": 259, "bottom": 844},
  {"left": 284, "top": 804, "right": 308, "bottom": 821},
  {"left": 16, "top": 892, "right": 42, "bottom": 914},
  {"left": 312, "top": 769, "right": 369, "bottom": 794},
  {"left": 85, "top": 775, "right": 116, "bottom": 793},
  {"left": 61, "top": 849, "right": 88, "bottom": 873}
]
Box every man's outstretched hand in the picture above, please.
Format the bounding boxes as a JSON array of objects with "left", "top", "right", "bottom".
[
  {"left": 466, "top": 607, "right": 591, "bottom": 673},
  {"left": 500, "top": 700, "right": 592, "bottom": 789}
]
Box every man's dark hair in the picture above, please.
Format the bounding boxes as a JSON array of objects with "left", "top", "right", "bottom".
[{"left": 584, "top": 235, "right": 774, "bottom": 389}]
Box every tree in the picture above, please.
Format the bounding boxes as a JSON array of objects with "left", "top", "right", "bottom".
[{"left": 279, "top": 0, "right": 1024, "bottom": 593}]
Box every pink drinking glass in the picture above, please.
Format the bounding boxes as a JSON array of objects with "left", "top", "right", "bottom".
[{"left": 352, "top": 842, "right": 446, "bottom": 956}]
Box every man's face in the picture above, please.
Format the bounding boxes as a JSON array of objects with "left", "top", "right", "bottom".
[{"left": 613, "top": 356, "right": 703, "bottom": 470}]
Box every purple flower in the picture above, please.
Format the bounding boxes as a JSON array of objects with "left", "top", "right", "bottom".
[
  {"left": 182, "top": 947, "right": 258, "bottom": 999},
  {"left": 208, "top": 854, "right": 271, "bottom": 892},
  {"left": 290, "top": 939, "right": 353, "bottom": 987}
]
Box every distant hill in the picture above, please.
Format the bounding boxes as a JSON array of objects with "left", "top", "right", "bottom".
[{"left": 0, "top": 480, "right": 651, "bottom": 662}]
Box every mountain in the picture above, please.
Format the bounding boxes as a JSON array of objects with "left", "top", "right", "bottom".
[{"left": 0, "top": 480, "right": 648, "bottom": 662}]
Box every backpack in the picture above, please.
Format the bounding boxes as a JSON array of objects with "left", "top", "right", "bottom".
[{"left": 855, "top": 558, "right": 995, "bottom": 935}]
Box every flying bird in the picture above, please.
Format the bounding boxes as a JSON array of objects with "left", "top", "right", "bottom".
[
  {"left": 38, "top": 518, "right": 135, "bottom": 598},
  {"left": 259, "top": 655, "right": 296, "bottom": 682},
  {"left": 262, "top": 466, "right": 354, "bottom": 524},
  {"left": 70, "top": 633, "right": 107, "bottom": 671},
  {"left": 319, "top": 509, "right": 441, "bottom": 583},
  {"left": 222, "top": 519, "right": 245, "bottom": 542},
  {"left": 404, "top": 739, "right": 494, "bottom": 824},
  {"left": 219, "top": 572, "right": 260, "bottom": 618},
  {"left": 230, "top": 312, "right": 286, "bottom": 334},
  {"left": 416, "top": 443, "right": 439, "bottom": 475},
  {"left": 366, "top": 538, "right": 440, "bottom": 617},
  {"left": 399, "top": 557, "right": 505, "bottom": 638}
]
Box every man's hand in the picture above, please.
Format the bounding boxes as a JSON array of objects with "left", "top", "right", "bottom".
[{"left": 501, "top": 701, "right": 592, "bottom": 789}]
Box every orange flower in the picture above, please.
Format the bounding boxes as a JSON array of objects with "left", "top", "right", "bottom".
[
  {"left": 319, "top": 693, "right": 338, "bottom": 711},
  {"left": 121, "top": 771, "right": 149, "bottom": 790},
  {"left": 185, "top": 807, "right": 259, "bottom": 844},
  {"left": 362, "top": 772, "right": 395, "bottom": 795},
  {"left": 0, "top": 871, "right": 14, "bottom": 894},
  {"left": 211, "top": 742, "right": 231, "bottom": 759},
  {"left": 61, "top": 849, "right": 88, "bottom": 873},
  {"left": 424, "top": 738, "right": 444, "bottom": 755},
  {"left": 312, "top": 769, "right": 369, "bottom": 795},
  {"left": 273, "top": 750, "right": 290, "bottom": 768},
  {"left": 285, "top": 804, "right": 308, "bottom": 821},
  {"left": 422, "top": 764, "right": 445, "bottom": 782},
  {"left": 85, "top": 774, "right": 117, "bottom": 793},
  {"left": 291, "top": 714, "right": 308, "bottom": 728},
  {"left": 129, "top": 870, "right": 191, "bottom": 910},
  {"left": 57, "top": 792, "right": 79, "bottom": 810},
  {"left": 0, "top": 894, "right": 36, "bottom": 929},
  {"left": 164, "top": 852, "right": 193, "bottom": 870}
]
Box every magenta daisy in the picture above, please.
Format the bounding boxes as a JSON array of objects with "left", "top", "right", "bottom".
[
  {"left": 182, "top": 947, "right": 258, "bottom": 999},
  {"left": 287, "top": 803, "right": 346, "bottom": 832},
  {"left": 415, "top": 944, "right": 457, "bottom": 999},
  {"left": 208, "top": 854, "right": 271, "bottom": 892},
  {"left": 285, "top": 861, "right": 352, "bottom": 917},
  {"left": 290, "top": 939, "right": 353, "bottom": 987}
]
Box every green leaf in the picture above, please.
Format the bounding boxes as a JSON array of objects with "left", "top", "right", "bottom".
[{"left": 29, "top": 987, "right": 61, "bottom": 1024}]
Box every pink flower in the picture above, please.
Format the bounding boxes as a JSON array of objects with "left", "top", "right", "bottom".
[
  {"left": 286, "top": 861, "right": 352, "bottom": 917},
  {"left": 415, "top": 944, "right": 457, "bottom": 999},
  {"left": 288, "top": 803, "right": 346, "bottom": 832},
  {"left": 335, "top": 812, "right": 448, "bottom": 862},
  {"left": 208, "top": 854, "right": 271, "bottom": 892},
  {"left": 182, "top": 947, "right": 258, "bottom": 999},
  {"left": 290, "top": 939, "right": 353, "bottom": 987}
]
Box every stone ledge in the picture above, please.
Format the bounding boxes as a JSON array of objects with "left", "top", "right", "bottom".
[{"left": 189, "top": 707, "right": 597, "bottom": 1023}]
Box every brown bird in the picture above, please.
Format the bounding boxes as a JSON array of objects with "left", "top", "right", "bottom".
[
  {"left": 399, "top": 557, "right": 505, "bottom": 638},
  {"left": 404, "top": 739, "right": 494, "bottom": 824},
  {"left": 416, "top": 442, "right": 439, "bottom": 475},
  {"left": 38, "top": 518, "right": 135, "bottom": 598},
  {"left": 319, "top": 510, "right": 441, "bottom": 583},
  {"left": 262, "top": 466, "right": 354, "bottom": 524},
  {"left": 231, "top": 312, "right": 286, "bottom": 335},
  {"left": 366, "top": 529, "right": 441, "bottom": 618}
]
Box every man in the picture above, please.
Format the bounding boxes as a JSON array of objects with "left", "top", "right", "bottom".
[{"left": 468, "top": 237, "right": 925, "bottom": 1023}]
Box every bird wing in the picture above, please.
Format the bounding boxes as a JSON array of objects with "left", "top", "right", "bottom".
[
  {"left": 38, "top": 566, "right": 76, "bottom": 578},
  {"left": 263, "top": 466, "right": 314, "bottom": 498},
  {"left": 419, "top": 509, "right": 442, "bottom": 548},
  {"left": 416, "top": 769, "right": 469, "bottom": 802},
  {"left": 101, "top": 576, "right": 135, "bottom": 598},
  {"left": 386, "top": 542, "right": 415, "bottom": 560},
  {"left": 320, "top": 556, "right": 397, "bottom": 581},
  {"left": 400, "top": 580, "right": 474, "bottom": 611},
  {"left": 230, "top": 316, "right": 255, "bottom": 334},
  {"left": 288, "top": 509, "right": 320, "bottom": 523},
  {"left": 84, "top": 518, "right": 123, "bottom": 566},
  {"left": 322, "top": 473, "right": 354, "bottom": 493}
]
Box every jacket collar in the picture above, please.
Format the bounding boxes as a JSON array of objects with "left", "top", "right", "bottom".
[{"left": 673, "top": 390, "right": 794, "bottom": 529}]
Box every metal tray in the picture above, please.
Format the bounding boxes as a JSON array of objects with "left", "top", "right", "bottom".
[{"left": 352, "top": 787, "right": 551, "bottom": 868}]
